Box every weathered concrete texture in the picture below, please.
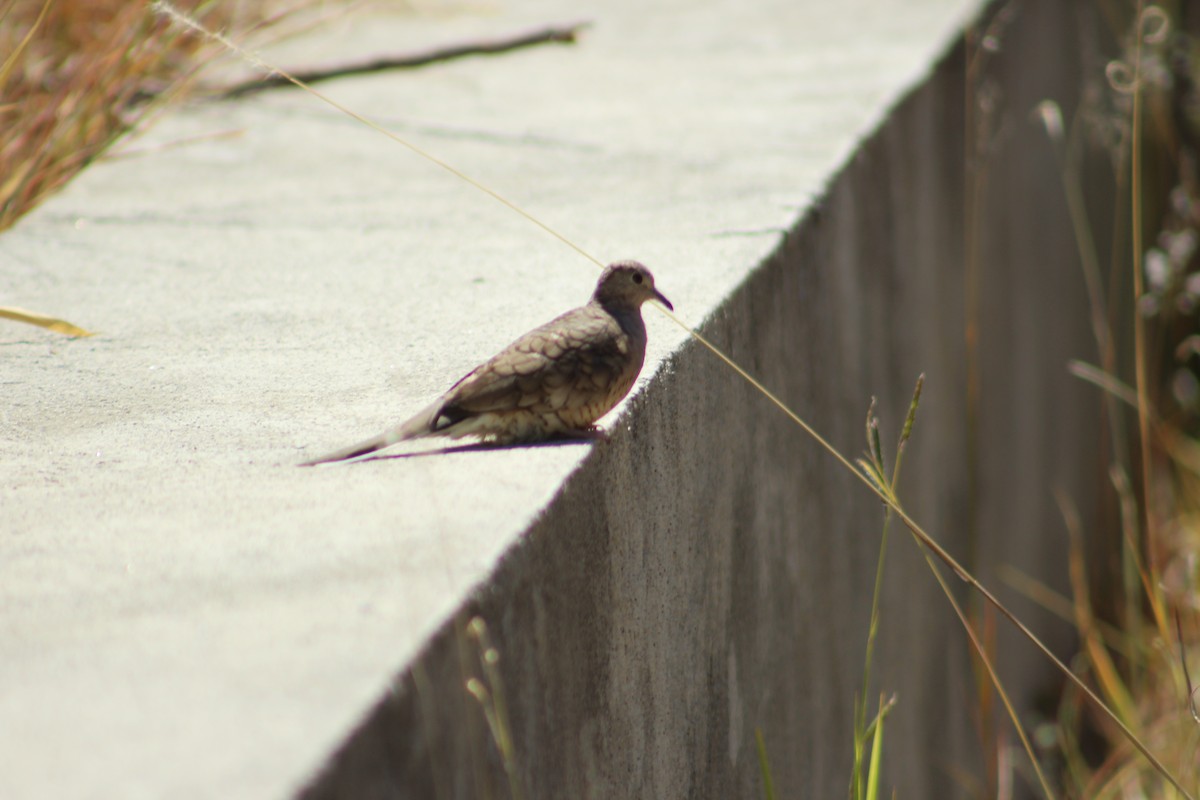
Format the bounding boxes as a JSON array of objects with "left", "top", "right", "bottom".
[
  {"left": 300, "top": 3, "right": 1111, "bottom": 799},
  {"left": 1, "top": 0, "right": 1115, "bottom": 797}
]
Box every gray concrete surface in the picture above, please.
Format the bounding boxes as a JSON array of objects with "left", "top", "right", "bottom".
[{"left": 2, "top": 0, "right": 1113, "bottom": 797}]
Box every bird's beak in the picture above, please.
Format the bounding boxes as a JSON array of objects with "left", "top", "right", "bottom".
[{"left": 654, "top": 289, "right": 673, "bottom": 311}]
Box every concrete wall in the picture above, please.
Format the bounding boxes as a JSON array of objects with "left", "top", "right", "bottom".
[{"left": 300, "top": 2, "right": 1112, "bottom": 797}]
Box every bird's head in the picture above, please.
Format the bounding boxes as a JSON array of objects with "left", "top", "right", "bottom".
[{"left": 592, "top": 261, "right": 673, "bottom": 312}]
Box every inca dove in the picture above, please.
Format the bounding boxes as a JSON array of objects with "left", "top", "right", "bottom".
[{"left": 300, "top": 261, "right": 671, "bottom": 466}]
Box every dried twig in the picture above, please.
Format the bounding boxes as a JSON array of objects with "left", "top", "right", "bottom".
[{"left": 219, "top": 21, "right": 591, "bottom": 99}]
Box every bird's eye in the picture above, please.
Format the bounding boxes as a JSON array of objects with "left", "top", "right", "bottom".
[{"left": 633, "top": 273, "right": 644, "bottom": 284}]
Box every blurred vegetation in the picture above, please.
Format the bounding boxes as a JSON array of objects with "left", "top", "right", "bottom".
[
  {"left": 0, "top": 0, "right": 280, "bottom": 233},
  {"left": 1036, "top": 3, "right": 1200, "bottom": 796}
]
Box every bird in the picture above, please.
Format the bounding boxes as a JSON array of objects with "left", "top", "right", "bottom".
[{"left": 299, "top": 260, "right": 672, "bottom": 465}]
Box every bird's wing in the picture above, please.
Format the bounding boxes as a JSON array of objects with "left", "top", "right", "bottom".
[{"left": 439, "top": 307, "right": 625, "bottom": 417}]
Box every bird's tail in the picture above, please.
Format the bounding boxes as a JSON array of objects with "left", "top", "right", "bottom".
[
  {"left": 297, "top": 399, "right": 443, "bottom": 466},
  {"left": 297, "top": 432, "right": 393, "bottom": 466}
]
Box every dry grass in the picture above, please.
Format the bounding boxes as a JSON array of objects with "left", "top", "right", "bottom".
[
  {"left": 0, "top": 0, "right": 315, "bottom": 335},
  {"left": 0, "top": 0, "right": 271, "bottom": 233}
]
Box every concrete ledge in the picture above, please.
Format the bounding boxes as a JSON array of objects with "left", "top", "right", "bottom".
[
  {"left": 300, "top": 2, "right": 1109, "bottom": 797},
  {"left": 2, "top": 0, "right": 1111, "bottom": 797}
]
